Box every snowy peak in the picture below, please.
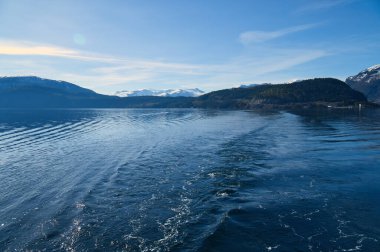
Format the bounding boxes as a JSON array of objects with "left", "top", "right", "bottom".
[
  {"left": 114, "top": 88, "right": 205, "bottom": 97},
  {"left": 346, "top": 64, "right": 380, "bottom": 103},
  {"left": 367, "top": 64, "right": 380, "bottom": 72},
  {"left": 346, "top": 64, "right": 380, "bottom": 83}
]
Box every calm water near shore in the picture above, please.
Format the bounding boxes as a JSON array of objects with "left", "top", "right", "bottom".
[{"left": 0, "top": 108, "right": 379, "bottom": 251}]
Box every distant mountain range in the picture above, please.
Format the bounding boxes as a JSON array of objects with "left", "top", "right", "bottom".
[
  {"left": 0, "top": 76, "right": 372, "bottom": 109},
  {"left": 0, "top": 76, "right": 193, "bottom": 108},
  {"left": 346, "top": 65, "right": 380, "bottom": 103},
  {"left": 115, "top": 88, "right": 205, "bottom": 97}
]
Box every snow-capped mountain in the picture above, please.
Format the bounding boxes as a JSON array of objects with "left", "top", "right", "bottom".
[
  {"left": 114, "top": 88, "right": 205, "bottom": 97},
  {"left": 346, "top": 64, "right": 380, "bottom": 103},
  {"left": 346, "top": 64, "right": 380, "bottom": 83}
]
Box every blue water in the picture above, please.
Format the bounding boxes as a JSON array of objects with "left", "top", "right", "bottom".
[{"left": 0, "top": 109, "right": 379, "bottom": 251}]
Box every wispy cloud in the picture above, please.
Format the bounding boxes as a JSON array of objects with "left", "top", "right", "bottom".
[
  {"left": 0, "top": 40, "right": 203, "bottom": 72},
  {"left": 0, "top": 40, "right": 89, "bottom": 60},
  {"left": 239, "top": 23, "right": 319, "bottom": 45},
  {"left": 0, "top": 40, "right": 211, "bottom": 92},
  {"left": 0, "top": 39, "right": 330, "bottom": 93},
  {"left": 295, "top": 0, "right": 355, "bottom": 13},
  {"left": 200, "top": 48, "right": 330, "bottom": 89}
]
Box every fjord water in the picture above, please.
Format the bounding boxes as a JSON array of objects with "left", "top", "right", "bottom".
[{"left": 0, "top": 109, "right": 379, "bottom": 251}]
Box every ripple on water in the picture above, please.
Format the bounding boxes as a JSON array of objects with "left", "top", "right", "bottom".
[{"left": 0, "top": 109, "right": 379, "bottom": 251}]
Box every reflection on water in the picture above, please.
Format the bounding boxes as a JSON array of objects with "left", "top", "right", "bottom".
[{"left": 0, "top": 108, "right": 379, "bottom": 251}]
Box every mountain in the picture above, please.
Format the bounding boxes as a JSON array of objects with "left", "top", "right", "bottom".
[
  {"left": 0, "top": 76, "right": 97, "bottom": 95},
  {"left": 0, "top": 76, "right": 111, "bottom": 108},
  {"left": 115, "top": 88, "right": 205, "bottom": 97},
  {"left": 193, "top": 78, "right": 368, "bottom": 109},
  {"left": 345, "top": 65, "right": 380, "bottom": 103},
  {"left": 0, "top": 76, "right": 372, "bottom": 109}
]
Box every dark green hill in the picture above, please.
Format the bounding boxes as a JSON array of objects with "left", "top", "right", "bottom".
[{"left": 193, "top": 78, "right": 368, "bottom": 109}]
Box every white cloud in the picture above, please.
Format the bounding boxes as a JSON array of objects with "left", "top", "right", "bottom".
[{"left": 239, "top": 23, "right": 319, "bottom": 45}]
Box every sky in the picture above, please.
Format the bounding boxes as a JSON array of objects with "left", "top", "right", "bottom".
[{"left": 0, "top": 0, "right": 379, "bottom": 94}]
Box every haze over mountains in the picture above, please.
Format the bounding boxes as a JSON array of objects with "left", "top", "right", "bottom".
[
  {"left": 239, "top": 84, "right": 262, "bottom": 88},
  {"left": 0, "top": 65, "right": 379, "bottom": 109}
]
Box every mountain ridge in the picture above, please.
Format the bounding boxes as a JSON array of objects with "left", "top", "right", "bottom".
[
  {"left": 194, "top": 78, "right": 368, "bottom": 109},
  {"left": 346, "top": 65, "right": 380, "bottom": 103},
  {"left": 0, "top": 76, "right": 97, "bottom": 96},
  {"left": 0, "top": 76, "right": 373, "bottom": 109}
]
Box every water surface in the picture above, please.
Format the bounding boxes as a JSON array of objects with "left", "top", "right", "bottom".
[{"left": 0, "top": 108, "right": 379, "bottom": 251}]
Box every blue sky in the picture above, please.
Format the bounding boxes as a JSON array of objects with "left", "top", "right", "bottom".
[{"left": 0, "top": 0, "right": 379, "bottom": 94}]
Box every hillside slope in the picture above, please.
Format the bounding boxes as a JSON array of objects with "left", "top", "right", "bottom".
[
  {"left": 193, "top": 78, "right": 367, "bottom": 109},
  {"left": 346, "top": 65, "right": 380, "bottom": 103}
]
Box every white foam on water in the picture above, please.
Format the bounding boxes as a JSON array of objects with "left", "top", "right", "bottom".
[{"left": 266, "top": 245, "right": 280, "bottom": 251}]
